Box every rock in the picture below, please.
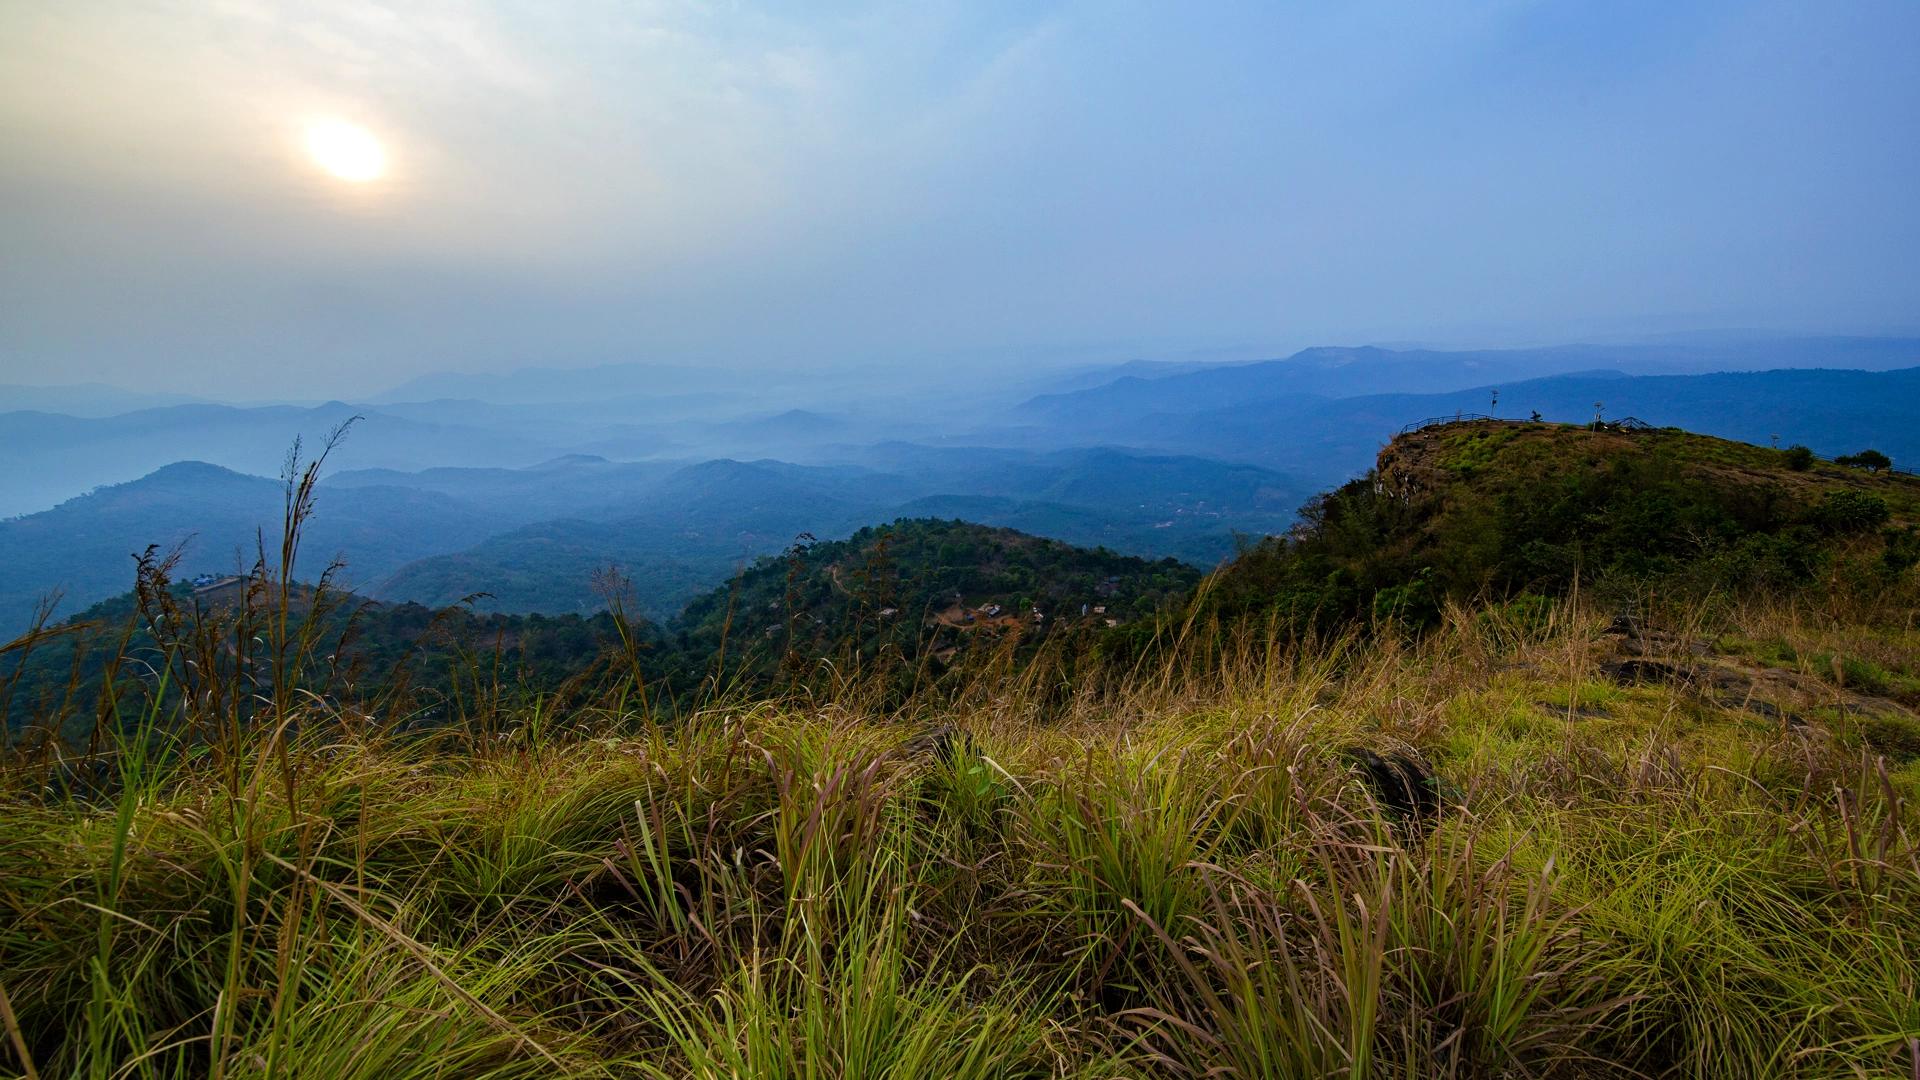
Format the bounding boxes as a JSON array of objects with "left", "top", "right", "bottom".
[
  {"left": 1733, "top": 698, "right": 1809, "bottom": 727},
  {"left": 1604, "top": 613, "right": 1642, "bottom": 638},
  {"left": 1602, "top": 658, "right": 1695, "bottom": 686},
  {"left": 1350, "top": 748, "right": 1443, "bottom": 826},
  {"left": 901, "top": 723, "right": 974, "bottom": 762}
]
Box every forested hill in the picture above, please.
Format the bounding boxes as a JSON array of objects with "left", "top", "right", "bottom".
[
  {"left": 4, "top": 519, "right": 1202, "bottom": 735},
  {"left": 668, "top": 519, "right": 1200, "bottom": 684}
]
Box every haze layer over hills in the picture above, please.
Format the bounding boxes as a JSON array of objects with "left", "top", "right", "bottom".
[{"left": 4, "top": 334, "right": 1917, "bottom": 636}]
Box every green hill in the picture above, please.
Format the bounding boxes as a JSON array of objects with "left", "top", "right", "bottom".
[
  {"left": 1193, "top": 420, "right": 1920, "bottom": 631},
  {"left": 668, "top": 518, "right": 1200, "bottom": 689},
  {"left": 4, "top": 519, "right": 1201, "bottom": 734}
]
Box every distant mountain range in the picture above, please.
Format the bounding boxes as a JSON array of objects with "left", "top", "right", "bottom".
[
  {"left": 370, "top": 361, "right": 745, "bottom": 405},
  {"left": 0, "top": 461, "right": 501, "bottom": 637},
  {"left": 0, "top": 445, "right": 1304, "bottom": 635},
  {"left": 9, "top": 336, "right": 1916, "bottom": 520},
  {"left": 0, "top": 402, "right": 572, "bottom": 519},
  {"left": 1133, "top": 367, "right": 1920, "bottom": 482},
  {"left": 15, "top": 418, "right": 1917, "bottom": 734},
  {"left": 0, "top": 382, "right": 208, "bottom": 418},
  {"left": 1017, "top": 338, "right": 1920, "bottom": 427},
  {"left": 1007, "top": 351, "right": 1920, "bottom": 485},
  {"left": 7, "top": 335, "right": 1918, "bottom": 634}
]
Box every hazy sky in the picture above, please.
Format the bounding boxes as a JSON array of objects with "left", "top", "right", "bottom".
[{"left": 3, "top": 1, "right": 1917, "bottom": 399}]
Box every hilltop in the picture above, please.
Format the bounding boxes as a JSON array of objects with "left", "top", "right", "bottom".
[
  {"left": 1190, "top": 420, "right": 1920, "bottom": 632},
  {"left": 375, "top": 448, "right": 1296, "bottom": 619},
  {"left": 669, "top": 518, "right": 1200, "bottom": 688}
]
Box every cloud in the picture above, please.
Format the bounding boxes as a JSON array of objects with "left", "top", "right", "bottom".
[{"left": 1, "top": 1, "right": 1916, "bottom": 397}]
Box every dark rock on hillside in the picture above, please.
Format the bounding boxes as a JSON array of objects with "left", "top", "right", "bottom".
[{"left": 1349, "top": 748, "right": 1443, "bottom": 827}]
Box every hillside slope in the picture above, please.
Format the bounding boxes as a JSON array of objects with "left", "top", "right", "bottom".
[{"left": 4, "top": 446, "right": 1299, "bottom": 635}]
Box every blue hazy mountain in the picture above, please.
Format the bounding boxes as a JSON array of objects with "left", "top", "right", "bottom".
[
  {"left": 0, "top": 402, "right": 570, "bottom": 518},
  {"left": 325, "top": 456, "right": 686, "bottom": 526},
  {"left": 1016, "top": 338, "right": 1920, "bottom": 432},
  {"left": 2, "top": 446, "right": 1306, "bottom": 632},
  {"left": 369, "top": 448, "right": 1303, "bottom": 617},
  {"left": 0, "top": 462, "right": 500, "bottom": 637},
  {"left": 369, "top": 361, "right": 745, "bottom": 405},
  {"left": 1145, "top": 367, "right": 1920, "bottom": 483},
  {"left": 0, "top": 382, "right": 208, "bottom": 418},
  {"left": 9, "top": 338, "right": 1916, "bottom": 633}
]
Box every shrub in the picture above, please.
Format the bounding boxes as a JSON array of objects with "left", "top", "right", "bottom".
[
  {"left": 1373, "top": 569, "right": 1440, "bottom": 627},
  {"left": 1699, "top": 532, "right": 1825, "bottom": 590},
  {"left": 1781, "top": 445, "right": 1815, "bottom": 471},
  {"left": 1882, "top": 526, "right": 1920, "bottom": 575},
  {"left": 1477, "top": 593, "right": 1558, "bottom": 646},
  {"left": 1806, "top": 490, "right": 1891, "bottom": 535}
]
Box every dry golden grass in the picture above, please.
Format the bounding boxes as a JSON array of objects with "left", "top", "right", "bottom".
[{"left": 3, "top": 591, "right": 1918, "bottom": 1079}]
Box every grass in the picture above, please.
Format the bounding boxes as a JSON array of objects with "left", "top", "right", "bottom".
[{"left": 5, "top": 596, "right": 1920, "bottom": 1079}]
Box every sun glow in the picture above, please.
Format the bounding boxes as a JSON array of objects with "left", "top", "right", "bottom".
[{"left": 305, "top": 120, "right": 387, "bottom": 183}]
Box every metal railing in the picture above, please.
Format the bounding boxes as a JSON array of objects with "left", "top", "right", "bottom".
[
  {"left": 1397, "top": 411, "right": 1543, "bottom": 432},
  {"left": 1396, "top": 414, "right": 1658, "bottom": 436},
  {"left": 1396, "top": 413, "right": 1507, "bottom": 435}
]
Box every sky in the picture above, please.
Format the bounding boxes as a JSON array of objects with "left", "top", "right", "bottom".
[{"left": 2, "top": 0, "right": 1917, "bottom": 400}]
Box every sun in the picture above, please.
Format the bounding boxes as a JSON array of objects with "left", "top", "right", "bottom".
[{"left": 305, "top": 120, "right": 387, "bottom": 183}]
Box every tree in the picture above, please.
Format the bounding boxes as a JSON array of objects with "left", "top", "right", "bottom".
[
  {"left": 1782, "top": 445, "right": 1815, "bottom": 471},
  {"left": 1835, "top": 449, "right": 1892, "bottom": 473}
]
